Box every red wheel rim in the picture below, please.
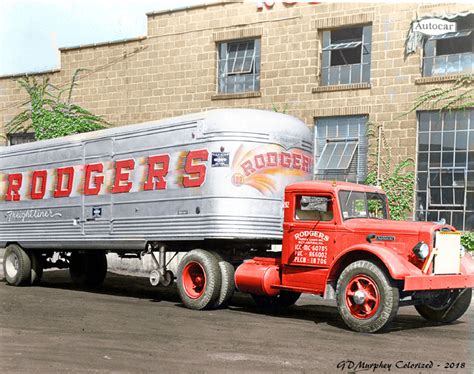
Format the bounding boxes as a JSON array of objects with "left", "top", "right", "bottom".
[
  {"left": 345, "top": 275, "right": 380, "bottom": 319},
  {"left": 182, "top": 261, "right": 206, "bottom": 299}
]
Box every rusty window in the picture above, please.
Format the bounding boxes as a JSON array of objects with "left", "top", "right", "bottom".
[
  {"left": 423, "top": 15, "right": 474, "bottom": 77},
  {"left": 7, "top": 133, "right": 36, "bottom": 146},
  {"left": 416, "top": 110, "right": 474, "bottom": 231},
  {"left": 314, "top": 115, "right": 368, "bottom": 183},
  {"left": 218, "top": 39, "right": 260, "bottom": 94},
  {"left": 321, "top": 25, "right": 372, "bottom": 86}
]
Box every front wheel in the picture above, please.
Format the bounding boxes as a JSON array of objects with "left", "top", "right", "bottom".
[
  {"left": 336, "top": 260, "right": 399, "bottom": 333},
  {"left": 177, "top": 249, "right": 222, "bottom": 310},
  {"left": 415, "top": 288, "right": 472, "bottom": 323}
]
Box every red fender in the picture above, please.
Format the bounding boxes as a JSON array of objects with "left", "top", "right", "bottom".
[
  {"left": 327, "top": 244, "right": 422, "bottom": 282},
  {"left": 461, "top": 253, "right": 474, "bottom": 274}
]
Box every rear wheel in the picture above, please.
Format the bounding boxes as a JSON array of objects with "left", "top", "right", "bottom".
[
  {"left": 415, "top": 288, "right": 472, "bottom": 323},
  {"left": 210, "top": 252, "right": 235, "bottom": 309},
  {"left": 177, "top": 249, "right": 221, "bottom": 310},
  {"left": 69, "top": 251, "right": 107, "bottom": 288},
  {"left": 29, "top": 251, "right": 43, "bottom": 286},
  {"left": 336, "top": 260, "right": 399, "bottom": 333},
  {"left": 3, "top": 244, "right": 31, "bottom": 286}
]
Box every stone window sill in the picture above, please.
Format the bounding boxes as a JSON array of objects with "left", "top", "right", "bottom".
[
  {"left": 312, "top": 82, "right": 371, "bottom": 93},
  {"left": 415, "top": 74, "right": 473, "bottom": 85},
  {"left": 211, "top": 91, "right": 261, "bottom": 100}
]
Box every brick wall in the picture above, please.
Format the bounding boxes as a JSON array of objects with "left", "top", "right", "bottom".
[{"left": 0, "top": 1, "right": 471, "bottom": 168}]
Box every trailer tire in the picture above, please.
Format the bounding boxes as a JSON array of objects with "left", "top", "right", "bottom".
[
  {"left": 29, "top": 251, "right": 43, "bottom": 286},
  {"left": 69, "top": 251, "right": 107, "bottom": 288},
  {"left": 415, "top": 288, "right": 472, "bottom": 323},
  {"left": 3, "top": 244, "right": 32, "bottom": 286},
  {"left": 252, "top": 291, "right": 301, "bottom": 310},
  {"left": 210, "top": 252, "right": 235, "bottom": 309},
  {"left": 336, "top": 260, "right": 399, "bottom": 333},
  {"left": 177, "top": 249, "right": 221, "bottom": 310}
]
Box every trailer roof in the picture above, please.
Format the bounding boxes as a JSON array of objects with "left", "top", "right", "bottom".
[{"left": 1, "top": 109, "right": 309, "bottom": 155}]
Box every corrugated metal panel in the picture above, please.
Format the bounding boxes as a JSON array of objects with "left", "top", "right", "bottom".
[{"left": 0, "top": 109, "right": 313, "bottom": 250}]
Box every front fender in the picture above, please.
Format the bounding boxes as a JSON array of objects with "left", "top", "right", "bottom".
[
  {"left": 461, "top": 253, "right": 474, "bottom": 274},
  {"left": 328, "top": 244, "right": 422, "bottom": 281}
]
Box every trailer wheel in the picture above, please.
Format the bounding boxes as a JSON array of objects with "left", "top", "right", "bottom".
[
  {"left": 252, "top": 291, "right": 301, "bottom": 310},
  {"left": 177, "top": 249, "right": 221, "bottom": 310},
  {"left": 3, "top": 244, "right": 31, "bottom": 286},
  {"left": 415, "top": 288, "right": 472, "bottom": 323},
  {"left": 210, "top": 252, "right": 235, "bottom": 309},
  {"left": 69, "top": 251, "right": 107, "bottom": 288},
  {"left": 336, "top": 260, "right": 399, "bottom": 333},
  {"left": 29, "top": 251, "right": 43, "bottom": 286}
]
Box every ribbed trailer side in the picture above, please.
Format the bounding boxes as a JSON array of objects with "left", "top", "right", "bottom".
[{"left": 0, "top": 109, "right": 313, "bottom": 250}]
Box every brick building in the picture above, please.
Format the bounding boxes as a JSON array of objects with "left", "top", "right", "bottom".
[{"left": 0, "top": 2, "right": 473, "bottom": 229}]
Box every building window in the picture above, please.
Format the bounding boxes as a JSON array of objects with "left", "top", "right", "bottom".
[
  {"left": 423, "top": 15, "right": 473, "bottom": 76},
  {"left": 217, "top": 39, "right": 260, "bottom": 94},
  {"left": 416, "top": 110, "right": 474, "bottom": 231},
  {"left": 314, "top": 115, "right": 368, "bottom": 183},
  {"left": 321, "top": 25, "right": 372, "bottom": 86},
  {"left": 7, "top": 133, "right": 36, "bottom": 146}
]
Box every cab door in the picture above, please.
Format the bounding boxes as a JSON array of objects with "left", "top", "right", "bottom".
[{"left": 282, "top": 193, "right": 338, "bottom": 268}]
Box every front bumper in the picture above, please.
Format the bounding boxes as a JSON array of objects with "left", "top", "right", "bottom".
[{"left": 404, "top": 274, "right": 474, "bottom": 291}]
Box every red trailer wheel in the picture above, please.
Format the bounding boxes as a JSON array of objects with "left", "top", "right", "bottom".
[
  {"left": 177, "top": 249, "right": 222, "bottom": 310},
  {"left": 345, "top": 275, "right": 380, "bottom": 319},
  {"left": 182, "top": 262, "right": 207, "bottom": 299}
]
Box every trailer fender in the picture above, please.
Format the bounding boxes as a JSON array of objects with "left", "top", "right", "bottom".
[{"left": 327, "top": 244, "right": 421, "bottom": 284}]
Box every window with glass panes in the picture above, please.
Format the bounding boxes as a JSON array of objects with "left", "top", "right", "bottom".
[
  {"left": 7, "top": 133, "right": 36, "bottom": 145},
  {"left": 314, "top": 115, "right": 368, "bottom": 183},
  {"left": 416, "top": 110, "right": 474, "bottom": 231},
  {"left": 217, "top": 39, "right": 260, "bottom": 94},
  {"left": 422, "top": 15, "right": 473, "bottom": 77},
  {"left": 321, "top": 25, "right": 372, "bottom": 86}
]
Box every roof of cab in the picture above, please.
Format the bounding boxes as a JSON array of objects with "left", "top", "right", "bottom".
[{"left": 285, "top": 180, "right": 385, "bottom": 194}]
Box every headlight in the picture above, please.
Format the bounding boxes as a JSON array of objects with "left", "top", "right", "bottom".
[
  {"left": 460, "top": 245, "right": 466, "bottom": 257},
  {"left": 413, "top": 242, "right": 430, "bottom": 259}
]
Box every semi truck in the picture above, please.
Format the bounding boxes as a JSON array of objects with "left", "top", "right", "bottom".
[{"left": 1, "top": 109, "right": 473, "bottom": 333}]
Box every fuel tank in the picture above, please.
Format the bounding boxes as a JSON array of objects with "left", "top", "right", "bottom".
[{"left": 234, "top": 257, "right": 281, "bottom": 296}]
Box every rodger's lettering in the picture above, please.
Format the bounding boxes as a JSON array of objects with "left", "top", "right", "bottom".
[{"left": 2, "top": 149, "right": 209, "bottom": 202}]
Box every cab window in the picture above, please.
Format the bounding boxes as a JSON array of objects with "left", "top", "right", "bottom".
[{"left": 295, "top": 195, "right": 334, "bottom": 221}]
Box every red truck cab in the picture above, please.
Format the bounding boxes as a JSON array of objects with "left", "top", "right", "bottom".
[{"left": 235, "top": 181, "right": 474, "bottom": 332}]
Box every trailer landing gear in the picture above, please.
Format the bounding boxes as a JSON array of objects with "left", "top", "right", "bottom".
[{"left": 144, "top": 244, "right": 175, "bottom": 287}]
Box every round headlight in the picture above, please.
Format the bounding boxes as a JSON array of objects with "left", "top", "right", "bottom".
[{"left": 413, "top": 242, "right": 430, "bottom": 259}]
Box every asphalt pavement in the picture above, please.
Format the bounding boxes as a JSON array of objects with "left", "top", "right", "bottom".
[{"left": 1, "top": 262, "right": 473, "bottom": 374}]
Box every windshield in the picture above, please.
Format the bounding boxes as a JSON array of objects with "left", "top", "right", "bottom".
[{"left": 339, "top": 190, "right": 389, "bottom": 220}]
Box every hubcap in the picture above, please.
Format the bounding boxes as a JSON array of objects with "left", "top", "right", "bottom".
[
  {"left": 345, "top": 275, "right": 380, "bottom": 319},
  {"left": 353, "top": 290, "right": 367, "bottom": 305},
  {"left": 182, "top": 261, "right": 206, "bottom": 299},
  {"left": 5, "top": 252, "right": 19, "bottom": 278}
]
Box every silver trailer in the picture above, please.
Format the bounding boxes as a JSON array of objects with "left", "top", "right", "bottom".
[{"left": 1, "top": 109, "right": 312, "bottom": 309}]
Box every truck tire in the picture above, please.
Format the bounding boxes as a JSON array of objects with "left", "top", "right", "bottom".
[
  {"left": 252, "top": 291, "right": 301, "bottom": 310},
  {"left": 210, "top": 252, "right": 235, "bottom": 309},
  {"left": 177, "top": 249, "right": 222, "bottom": 310},
  {"left": 336, "top": 260, "right": 399, "bottom": 333},
  {"left": 415, "top": 288, "right": 472, "bottom": 323},
  {"left": 3, "top": 244, "right": 32, "bottom": 286},
  {"left": 29, "top": 250, "right": 43, "bottom": 286},
  {"left": 69, "top": 251, "right": 107, "bottom": 288}
]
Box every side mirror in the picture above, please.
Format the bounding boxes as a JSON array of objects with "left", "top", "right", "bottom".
[{"left": 301, "top": 196, "right": 329, "bottom": 212}]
